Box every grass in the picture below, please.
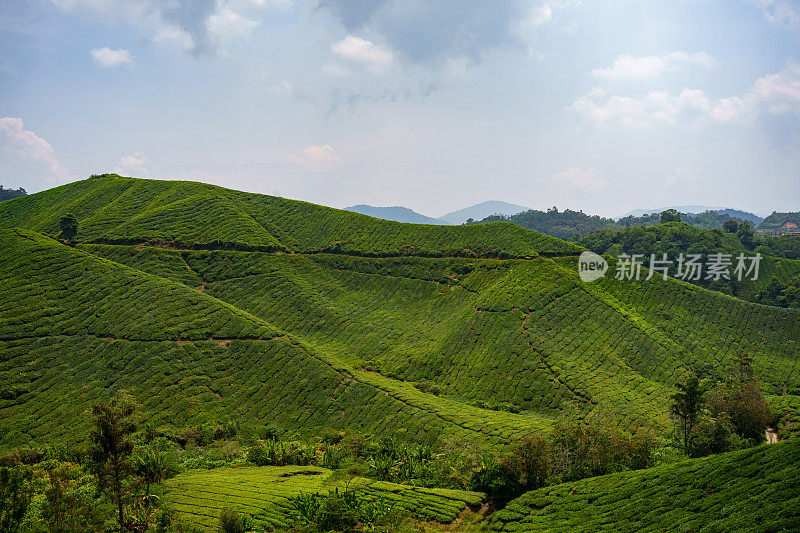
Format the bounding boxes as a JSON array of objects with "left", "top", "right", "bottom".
[
  {"left": 488, "top": 438, "right": 800, "bottom": 532},
  {"left": 162, "top": 464, "right": 485, "bottom": 530}
]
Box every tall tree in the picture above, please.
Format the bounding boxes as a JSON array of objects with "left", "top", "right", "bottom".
[
  {"left": 671, "top": 376, "right": 705, "bottom": 454},
  {"left": 88, "top": 394, "right": 138, "bottom": 531},
  {"left": 59, "top": 214, "right": 78, "bottom": 242},
  {"left": 660, "top": 209, "right": 682, "bottom": 224},
  {"left": 723, "top": 219, "right": 739, "bottom": 233}
]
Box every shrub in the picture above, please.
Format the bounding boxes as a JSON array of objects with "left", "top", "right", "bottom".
[
  {"left": 218, "top": 506, "right": 252, "bottom": 533},
  {"left": 502, "top": 436, "right": 550, "bottom": 492},
  {"left": 689, "top": 417, "right": 733, "bottom": 458},
  {"left": 0, "top": 466, "right": 33, "bottom": 533},
  {"left": 469, "top": 463, "right": 522, "bottom": 505}
]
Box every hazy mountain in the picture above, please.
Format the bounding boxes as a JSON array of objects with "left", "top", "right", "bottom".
[
  {"left": 344, "top": 204, "right": 448, "bottom": 225},
  {"left": 439, "top": 201, "right": 531, "bottom": 225}
]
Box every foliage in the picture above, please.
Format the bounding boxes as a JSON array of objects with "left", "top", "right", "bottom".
[
  {"left": 660, "top": 209, "right": 681, "bottom": 224},
  {"left": 59, "top": 214, "right": 78, "bottom": 242},
  {"left": 0, "top": 186, "right": 27, "bottom": 202},
  {"left": 578, "top": 221, "right": 800, "bottom": 306},
  {"left": 162, "top": 464, "right": 481, "bottom": 530},
  {"left": 0, "top": 466, "right": 33, "bottom": 533},
  {"left": 40, "top": 463, "right": 107, "bottom": 532},
  {"left": 670, "top": 376, "right": 705, "bottom": 455},
  {"left": 88, "top": 394, "right": 138, "bottom": 530},
  {"left": 469, "top": 207, "right": 616, "bottom": 241},
  {"left": 218, "top": 506, "right": 253, "bottom": 533},
  {"left": 470, "top": 424, "right": 656, "bottom": 506},
  {"left": 489, "top": 438, "right": 800, "bottom": 532}
]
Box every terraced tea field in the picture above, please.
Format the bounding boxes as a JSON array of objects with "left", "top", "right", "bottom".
[
  {"left": 488, "top": 438, "right": 800, "bottom": 532},
  {"left": 1, "top": 177, "right": 799, "bottom": 452},
  {"left": 163, "top": 465, "right": 484, "bottom": 530},
  {"left": 2, "top": 175, "right": 800, "bottom": 529}
]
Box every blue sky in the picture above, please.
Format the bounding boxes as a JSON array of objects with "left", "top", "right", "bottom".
[{"left": 1, "top": 0, "right": 799, "bottom": 217}]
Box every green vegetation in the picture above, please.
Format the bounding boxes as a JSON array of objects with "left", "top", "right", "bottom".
[
  {"left": 577, "top": 221, "right": 800, "bottom": 306},
  {"left": 470, "top": 423, "right": 656, "bottom": 506},
  {"left": 0, "top": 176, "right": 799, "bottom": 530},
  {"left": 470, "top": 207, "right": 764, "bottom": 239},
  {"left": 488, "top": 438, "right": 800, "bottom": 532},
  {"left": 471, "top": 208, "right": 616, "bottom": 241},
  {"left": 0, "top": 186, "right": 27, "bottom": 202},
  {"left": 163, "top": 465, "right": 483, "bottom": 530},
  {"left": 758, "top": 211, "right": 800, "bottom": 231},
  {"left": 0, "top": 175, "right": 580, "bottom": 257}
]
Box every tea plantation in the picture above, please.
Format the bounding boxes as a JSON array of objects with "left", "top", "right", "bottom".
[
  {"left": 0, "top": 175, "right": 580, "bottom": 257},
  {"left": 1, "top": 176, "right": 799, "bottom": 529},
  {"left": 162, "top": 465, "right": 484, "bottom": 530},
  {"left": 488, "top": 438, "right": 800, "bottom": 532}
]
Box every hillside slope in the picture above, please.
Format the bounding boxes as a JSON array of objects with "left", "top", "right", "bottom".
[
  {"left": 1, "top": 177, "right": 799, "bottom": 453},
  {"left": 163, "top": 464, "right": 484, "bottom": 530},
  {"left": 0, "top": 229, "right": 552, "bottom": 450},
  {"left": 0, "top": 175, "right": 578, "bottom": 257},
  {"left": 489, "top": 439, "right": 800, "bottom": 532}
]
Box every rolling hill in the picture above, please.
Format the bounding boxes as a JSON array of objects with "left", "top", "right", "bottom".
[
  {"left": 0, "top": 175, "right": 576, "bottom": 257},
  {"left": 1, "top": 175, "right": 798, "bottom": 457},
  {"left": 489, "top": 438, "right": 800, "bottom": 532},
  {"left": 759, "top": 211, "right": 800, "bottom": 232},
  {"left": 163, "top": 464, "right": 484, "bottom": 530}
]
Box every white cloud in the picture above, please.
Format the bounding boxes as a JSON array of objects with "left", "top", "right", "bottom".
[
  {"left": 51, "top": 0, "right": 282, "bottom": 57},
  {"left": 263, "top": 76, "right": 308, "bottom": 100},
  {"left": 284, "top": 145, "right": 342, "bottom": 172},
  {"left": 572, "top": 87, "right": 712, "bottom": 128},
  {"left": 511, "top": 0, "right": 579, "bottom": 54},
  {"left": 573, "top": 62, "right": 800, "bottom": 128},
  {"left": 320, "top": 61, "right": 350, "bottom": 77},
  {"left": 0, "top": 117, "right": 67, "bottom": 179},
  {"left": 748, "top": 0, "right": 800, "bottom": 31},
  {"left": 113, "top": 153, "right": 149, "bottom": 176},
  {"left": 553, "top": 167, "right": 607, "bottom": 193},
  {"left": 332, "top": 36, "right": 394, "bottom": 75},
  {"left": 591, "top": 51, "right": 713, "bottom": 82},
  {"left": 90, "top": 47, "right": 135, "bottom": 67},
  {"left": 206, "top": 5, "right": 260, "bottom": 47}
]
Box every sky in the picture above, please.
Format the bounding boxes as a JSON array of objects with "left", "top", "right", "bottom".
[{"left": 1, "top": 0, "right": 799, "bottom": 218}]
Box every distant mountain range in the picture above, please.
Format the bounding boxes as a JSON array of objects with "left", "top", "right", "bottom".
[
  {"left": 438, "top": 201, "right": 531, "bottom": 225},
  {"left": 344, "top": 205, "right": 446, "bottom": 225},
  {"left": 344, "top": 200, "right": 531, "bottom": 226},
  {"left": 344, "top": 201, "right": 775, "bottom": 231}
]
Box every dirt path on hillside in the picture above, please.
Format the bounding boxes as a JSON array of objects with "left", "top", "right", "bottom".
[{"left": 766, "top": 429, "right": 779, "bottom": 443}]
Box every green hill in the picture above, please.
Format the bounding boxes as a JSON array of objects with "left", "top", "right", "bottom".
[
  {"left": 163, "top": 464, "right": 484, "bottom": 530},
  {"left": 1, "top": 176, "right": 799, "bottom": 454},
  {"left": 759, "top": 211, "right": 800, "bottom": 231},
  {"left": 0, "top": 175, "right": 578, "bottom": 257},
  {"left": 488, "top": 438, "right": 800, "bottom": 532}
]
